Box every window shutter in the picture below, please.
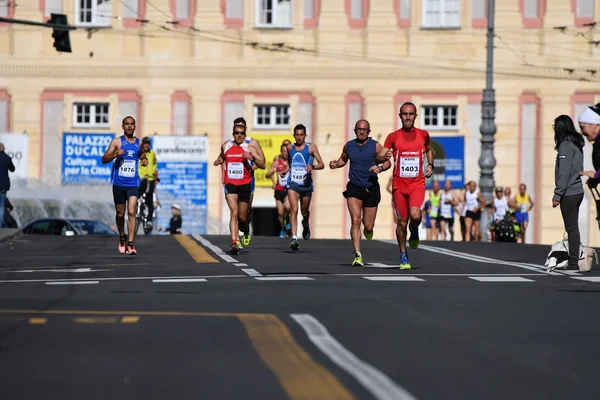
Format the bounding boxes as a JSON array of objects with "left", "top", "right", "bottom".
[
  {"left": 226, "top": 0, "right": 243, "bottom": 19},
  {"left": 400, "top": 0, "right": 410, "bottom": 19},
  {"left": 524, "top": 0, "right": 539, "bottom": 18},
  {"left": 472, "top": 0, "right": 485, "bottom": 19},
  {"left": 422, "top": 0, "right": 441, "bottom": 27},
  {"left": 173, "top": 101, "right": 189, "bottom": 136},
  {"left": 176, "top": 0, "right": 189, "bottom": 19},
  {"left": 96, "top": 0, "right": 113, "bottom": 26},
  {"left": 444, "top": 0, "right": 461, "bottom": 27},
  {"left": 351, "top": 0, "right": 363, "bottom": 19},
  {"left": 122, "top": 0, "right": 138, "bottom": 18},
  {"left": 0, "top": 100, "right": 7, "bottom": 132},
  {"left": 304, "top": 0, "right": 314, "bottom": 19},
  {"left": 576, "top": 0, "right": 594, "bottom": 18},
  {"left": 276, "top": 0, "right": 292, "bottom": 26},
  {"left": 45, "top": 0, "right": 63, "bottom": 17}
]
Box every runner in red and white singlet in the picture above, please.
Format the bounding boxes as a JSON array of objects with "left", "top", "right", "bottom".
[
  {"left": 266, "top": 143, "right": 291, "bottom": 238},
  {"left": 214, "top": 122, "right": 265, "bottom": 255},
  {"left": 377, "top": 102, "right": 434, "bottom": 270}
]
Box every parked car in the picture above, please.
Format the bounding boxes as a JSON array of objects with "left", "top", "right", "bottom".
[{"left": 19, "top": 218, "right": 117, "bottom": 236}]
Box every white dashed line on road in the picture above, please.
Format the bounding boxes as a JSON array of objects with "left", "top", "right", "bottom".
[
  {"left": 363, "top": 276, "right": 424, "bottom": 282},
  {"left": 468, "top": 276, "right": 535, "bottom": 282},
  {"left": 45, "top": 281, "right": 99, "bottom": 285},
  {"left": 241, "top": 269, "right": 262, "bottom": 277},
  {"left": 152, "top": 278, "right": 208, "bottom": 283},
  {"left": 254, "top": 276, "right": 314, "bottom": 281}
]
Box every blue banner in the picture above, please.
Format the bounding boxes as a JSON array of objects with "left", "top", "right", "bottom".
[
  {"left": 152, "top": 136, "right": 208, "bottom": 235},
  {"left": 426, "top": 136, "right": 465, "bottom": 189},
  {"left": 61, "top": 133, "right": 115, "bottom": 184}
]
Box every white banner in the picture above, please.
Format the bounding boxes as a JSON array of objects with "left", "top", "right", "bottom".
[
  {"left": 152, "top": 136, "right": 208, "bottom": 163},
  {"left": 0, "top": 133, "right": 28, "bottom": 180}
]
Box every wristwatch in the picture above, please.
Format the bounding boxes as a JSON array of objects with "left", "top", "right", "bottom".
[
  {"left": 378, "top": 164, "right": 384, "bottom": 172},
  {"left": 428, "top": 164, "right": 435, "bottom": 169}
]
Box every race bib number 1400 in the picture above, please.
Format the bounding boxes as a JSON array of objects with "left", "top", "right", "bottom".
[
  {"left": 227, "top": 162, "right": 244, "bottom": 180},
  {"left": 400, "top": 157, "right": 420, "bottom": 178},
  {"left": 118, "top": 160, "right": 136, "bottom": 178}
]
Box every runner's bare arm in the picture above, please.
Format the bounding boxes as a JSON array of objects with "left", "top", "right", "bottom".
[
  {"left": 377, "top": 133, "right": 394, "bottom": 163},
  {"left": 250, "top": 139, "right": 266, "bottom": 167},
  {"left": 248, "top": 142, "right": 266, "bottom": 169},
  {"left": 424, "top": 141, "right": 435, "bottom": 178},
  {"left": 386, "top": 177, "right": 393, "bottom": 194},
  {"left": 529, "top": 197, "right": 535, "bottom": 210},
  {"left": 309, "top": 143, "right": 325, "bottom": 170},
  {"left": 101, "top": 138, "right": 123, "bottom": 164},
  {"left": 329, "top": 145, "right": 348, "bottom": 169},
  {"left": 477, "top": 191, "right": 487, "bottom": 207},
  {"left": 213, "top": 143, "right": 226, "bottom": 166},
  {"left": 265, "top": 159, "right": 277, "bottom": 179}
]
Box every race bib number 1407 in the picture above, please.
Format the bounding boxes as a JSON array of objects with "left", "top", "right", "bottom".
[{"left": 400, "top": 157, "right": 420, "bottom": 178}]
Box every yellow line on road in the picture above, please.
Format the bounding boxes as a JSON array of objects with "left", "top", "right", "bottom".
[
  {"left": 238, "top": 314, "right": 355, "bottom": 400},
  {"left": 0, "top": 309, "right": 239, "bottom": 317},
  {"left": 73, "top": 317, "right": 120, "bottom": 324},
  {"left": 120, "top": 316, "right": 140, "bottom": 324},
  {"left": 174, "top": 235, "right": 219, "bottom": 263},
  {"left": 29, "top": 318, "right": 47, "bottom": 324}
]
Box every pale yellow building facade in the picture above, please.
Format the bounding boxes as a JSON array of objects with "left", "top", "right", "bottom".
[{"left": 1, "top": 0, "right": 600, "bottom": 245}]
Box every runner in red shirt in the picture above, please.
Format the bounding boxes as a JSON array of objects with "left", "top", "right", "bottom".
[
  {"left": 377, "top": 102, "right": 434, "bottom": 270},
  {"left": 214, "top": 122, "right": 265, "bottom": 255}
]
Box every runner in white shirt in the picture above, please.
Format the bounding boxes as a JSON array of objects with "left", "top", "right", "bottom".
[{"left": 439, "top": 180, "right": 458, "bottom": 241}]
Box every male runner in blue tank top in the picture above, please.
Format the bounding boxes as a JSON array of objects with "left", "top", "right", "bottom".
[
  {"left": 101, "top": 116, "right": 148, "bottom": 255},
  {"left": 330, "top": 119, "right": 392, "bottom": 266},
  {"left": 285, "top": 123, "right": 324, "bottom": 251}
]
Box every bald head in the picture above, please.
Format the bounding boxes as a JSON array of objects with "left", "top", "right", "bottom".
[{"left": 0, "top": 143, "right": 4, "bottom": 152}]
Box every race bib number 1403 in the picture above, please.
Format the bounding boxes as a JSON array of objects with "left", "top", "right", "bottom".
[{"left": 400, "top": 157, "right": 420, "bottom": 178}]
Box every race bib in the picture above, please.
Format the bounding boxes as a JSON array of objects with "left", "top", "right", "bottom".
[
  {"left": 430, "top": 205, "right": 439, "bottom": 216},
  {"left": 400, "top": 157, "right": 420, "bottom": 178},
  {"left": 227, "top": 162, "right": 244, "bottom": 180},
  {"left": 520, "top": 203, "right": 528, "bottom": 213},
  {"left": 291, "top": 167, "right": 306, "bottom": 184},
  {"left": 118, "top": 160, "right": 136, "bottom": 178},
  {"left": 278, "top": 171, "right": 289, "bottom": 187}
]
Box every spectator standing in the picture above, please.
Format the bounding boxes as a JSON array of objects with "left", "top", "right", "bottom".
[
  {"left": 552, "top": 115, "right": 585, "bottom": 269},
  {"left": 0, "top": 143, "right": 16, "bottom": 228}
]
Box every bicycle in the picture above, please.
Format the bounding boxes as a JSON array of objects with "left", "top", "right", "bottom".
[{"left": 136, "top": 192, "right": 152, "bottom": 235}]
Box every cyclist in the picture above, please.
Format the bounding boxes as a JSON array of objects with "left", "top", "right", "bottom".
[{"left": 138, "top": 136, "right": 158, "bottom": 232}]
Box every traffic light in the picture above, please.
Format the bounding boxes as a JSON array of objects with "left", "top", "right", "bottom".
[{"left": 48, "top": 13, "right": 71, "bottom": 53}]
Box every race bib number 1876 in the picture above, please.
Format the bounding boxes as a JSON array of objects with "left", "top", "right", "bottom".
[
  {"left": 118, "top": 160, "right": 136, "bottom": 178},
  {"left": 400, "top": 157, "right": 420, "bottom": 178}
]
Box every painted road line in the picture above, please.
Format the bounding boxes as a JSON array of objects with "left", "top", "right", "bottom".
[
  {"left": 378, "top": 239, "right": 559, "bottom": 275},
  {"left": 363, "top": 276, "right": 424, "bottom": 282},
  {"left": 0, "top": 274, "right": 245, "bottom": 284},
  {"left": 242, "top": 269, "right": 262, "bottom": 277},
  {"left": 73, "top": 317, "right": 119, "bottom": 324},
  {"left": 571, "top": 277, "right": 600, "bottom": 282},
  {"left": 469, "top": 276, "right": 535, "bottom": 282},
  {"left": 152, "top": 278, "right": 208, "bottom": 283},
  {"left": 192, "top": 234, "right": 238, "bottom": 263},
  {"left": 291, "top": 313, "right": 417, "bottom": 400},
  {"left": 365, "top": 263, "right": 400, "bottom": 269},
  {"left": 45, "top": 281, "right": 99, "bottom": 285},
  {"left": 120, "top": 316, "right": 140, "bottom": 323},
  {"left": 336, "top": 273, "right": 547, "bottom": 277},
  {"left": 29, "top": 318, "right": 47, "bottom": 324},
  {"left": 238, "top": 314, "right": 354, "bottom": 400},
  {"left": 234, "top": 263, "right": 248, "bottom": 267},
  {"left": 255, "top": 277, "right": 314, "bottom": 281},
  {"left": 174, "top": 235, "right": 219, "bottom": 263},
  {"left": 11, "top": 268, "right": 112, "bottom": 273}
]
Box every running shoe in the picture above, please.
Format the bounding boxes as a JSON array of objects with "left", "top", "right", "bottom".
[
  {"left": 230, "top": 242, "right": 239, "bottom": 255},
  {"left": 408, "top": 228, "right": 420, "bottom": 249},
  {"left": 118, "top": 235, "right": 126, "bottom": 254},
  {"left": 399, "top": 252, "right": 411, "bottom": 270},
  {"left": 126, "top": 242, "right": 137, "bottom": 255},
  {"left": 279, "top": 229, "right": 285, "bottom": 238},
  {"left": 236, "top": 240, "right": 243, "bottom": 250},
  {"left": 302, "top": 217, "right": 311, "bottom": 240},
  {"left": 290, "top": 238, "right": 300, "bottom": 251},
  {"left": 242, "top": 232, "right": 251, "bottom": 246},
  {"left": 363, "top": 228, "right": 373, "bottom": 240},
  {"left": 352, "top": 252, "right": 363, "bottom": 266}
]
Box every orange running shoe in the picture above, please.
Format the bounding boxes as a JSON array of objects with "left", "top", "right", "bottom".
[
  {"left": 118, "top": 235, "right": 126, "bottom": 254},
  {"left": 126, "top": 242, "right": 137, "bottom": 255}
]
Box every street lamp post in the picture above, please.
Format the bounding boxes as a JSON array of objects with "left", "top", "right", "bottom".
[{"left": 479, "top": 0, "right": 497, "bottom": 241}]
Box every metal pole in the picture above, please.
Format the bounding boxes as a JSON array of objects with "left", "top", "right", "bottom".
[
  {"left": 0, "top": 17, "right": 77, "bottom": 30},
  {"left": 478, "top": 0, "right": 496, "bottom": 242}
]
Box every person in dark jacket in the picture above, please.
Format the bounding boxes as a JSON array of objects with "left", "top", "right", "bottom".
[
  {"left": 4, "top": 197, "right": 17, "bottom": 229},
  {"left": 160, "top": 204, "right": 183, "bottom": 234},
  {"left": 0, "top": 143, "right": 16, "bottom": 228},
  {"left": 552, "top": 115, "right": 585, "bottom": 269}
]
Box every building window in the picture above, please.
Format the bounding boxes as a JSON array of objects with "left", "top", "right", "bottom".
[
  {"left": 73, "top": 103, "right": 110, "bottom": 128},
  {"left": 254, "top": 104, "right": 290, "bottom": 129},
  {"left": 256, "top": 0, "right": 292, "bottom": 28},
  {"left": 422, "top": 105, "right": 458, "bottom": 130},
  {"left": 422, "top": 0, "right": 461, "bottom": 28},
  {"left": 75, "top": 0, "right": 113, "bottom": 27}
]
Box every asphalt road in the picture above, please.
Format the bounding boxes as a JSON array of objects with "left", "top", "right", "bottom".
[{"left": 1, "top": 233, "right": 599, "bottom": 400}]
